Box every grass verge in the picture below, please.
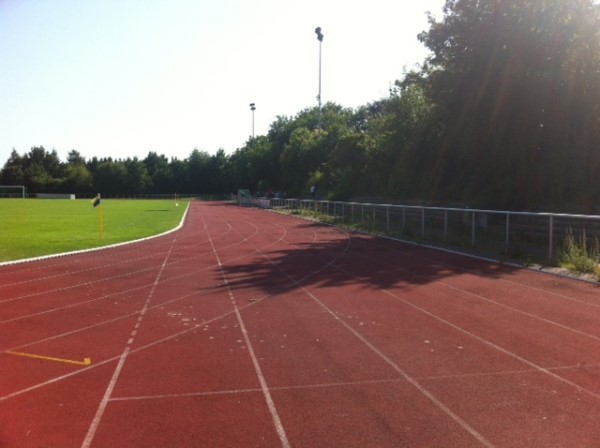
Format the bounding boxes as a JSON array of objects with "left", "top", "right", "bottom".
[
  {"left": 558, "top": 228, "right": 600, "bottom": 281},
  {"left": 0, "top": 199, "right": 186, "bottom": 262}
]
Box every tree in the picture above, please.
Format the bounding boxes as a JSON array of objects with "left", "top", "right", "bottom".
[
  {"left": 418, "top": 0, "right": 600, "bottom": 209},
  {"left": 1, "top": 149, "right": 25, "bottom": 185},
  {"left": 64, "top": 164, "right": 93, "bottom": 192},
  {"left": 186, "top": 149, "right": 212, "bottom": 192},
  {"left": 280, "top": 127, "right": 327, "bottom": 194},
  {"left": 124, "top": 158, "right": 152, "bottom": 193},
  {"left": 22, "top": 147, "right": 63, "bottom": 192},
  {"left": 67, "top": 150, "right": 86, "bottom": 165},
  {"left": 326, "top": 131, "right": 367, "bottom": 199},
  {"left": 143, "top": 152, "right": 173, "bottom": 193},
  {"left": 93, "top": 160, "right": 128, "bottom": 194}
]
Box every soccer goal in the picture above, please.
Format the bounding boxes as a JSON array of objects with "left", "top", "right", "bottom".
[
  {"left": 0, "top": 185, "right": 27, "bottom": 198},
  {"left": 237, "top": 189, "right": 252, "bottom": 206}
]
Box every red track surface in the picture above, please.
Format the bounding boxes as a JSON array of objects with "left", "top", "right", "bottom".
[{"left": 2, "top": 201, "right": 600, "bottom": 447}]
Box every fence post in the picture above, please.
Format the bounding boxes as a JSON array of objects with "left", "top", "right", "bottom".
[
  {"left": 373, "top": 205, "right": 376, "bottom": 228},
  {"left": 548, "top": 215, "right": 554, "bottom": 261},
  {"left": 505, "top": 213, "right": 510, "bottom": 254},
  {"left": 471, "top": 211, "right": 476, "bottom": 247},
  {"left": 386, "top": 206, "right": 390, "bottom": 231},
  {"left": 444, "top": 209, "right": 448, "bottom": 241}
]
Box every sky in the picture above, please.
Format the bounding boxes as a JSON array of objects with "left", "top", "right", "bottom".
[{"left": 0, "top": 0, "right": 445, "bottom": 165}]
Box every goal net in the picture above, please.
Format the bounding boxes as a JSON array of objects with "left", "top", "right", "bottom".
[{"left": 0, "top": 185, "right": 26, "bottom": 198}]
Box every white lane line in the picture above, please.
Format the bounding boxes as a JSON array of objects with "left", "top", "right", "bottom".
[
  {"left": 345, "top": 246, "right": 600, "bottom": 345},
  {"left": 0, "top": 265, "right": 160, "bottom": 305},
  {"left": 0, "top": 241, "right": 274, "bottom": 325},
  {"left": 110, "top": 387, "right": 264, "bottom": 402},
  {"left": 333, "top": 245, "right": 600, "bottom": 398},
  {"left": 244, "top": 228, "right": 494, "bottom": 448},
  {"left": 302, "top": 283, "right": 493, "bottom": 447},
  {"left": 113, "top": 362, "right": 600, "bottom": 403},
  {"left": 81, "top": 347, "right": 130, "bottom": 448},
  {"left": 380, "top": 286, "right": 600, "bottom": 402},
  {"left": 376, "top": 240, "right": 600, "bottom": 310},
  {"left": 4, "top": 287, "right": 205, "bottom": 351},
  {"left": 417, "top": 363, "right": 600, "bottom": 381},
  {"left": 229, "top": 216, "right": 488, "bottom": 444},
  {"left": 0, "top": 284, "right": 151, "bottom": 325},
  {"left": 437, "top": 278, "right": 600, "bottom": 343},
  {"left": 109, "top": 378, "right": 406, "bottom": 402},
  {"left": 204, "top": 216, "right": 291, "bottom": 448},
  {"left": 80, "top": 227, "right": 179, "bottom": 448},
  {"left": 1, "top": 289, "right": 280, "bottom": 403}
]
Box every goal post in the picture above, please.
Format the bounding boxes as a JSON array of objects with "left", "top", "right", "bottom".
[
  {"left": 237, "top": 189, "right": 251, "bottom": 206},
  {"left": 0, "top": 185, "right": 26, "bottom": 198}
]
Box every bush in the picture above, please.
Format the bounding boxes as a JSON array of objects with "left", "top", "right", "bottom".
[{"left": 558, "top": 227, "right": 600, "bottom": 279}]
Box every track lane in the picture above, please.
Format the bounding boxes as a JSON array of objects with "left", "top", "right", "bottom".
[{"left": 2, "top": 202, "right": 600, "bottom": 447}]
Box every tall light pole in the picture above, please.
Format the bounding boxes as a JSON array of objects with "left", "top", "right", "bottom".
[
  {"left": 249, "top": 102, "right": 256, "bottom": 138},
  {"left": 315, "top": 27, "right": 323, "bottom": 111}
]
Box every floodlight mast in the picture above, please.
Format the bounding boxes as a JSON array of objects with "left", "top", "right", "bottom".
[
  {"left": 249, "top": 103, "right": 256, "bottom": 138},
  {"left": 315, "top": 27, "right": 323, "bottom": 110}
]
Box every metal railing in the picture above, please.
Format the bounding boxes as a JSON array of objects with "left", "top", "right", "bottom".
[{"left": 260, "top": 198, "right": 600, "bottom": 263}]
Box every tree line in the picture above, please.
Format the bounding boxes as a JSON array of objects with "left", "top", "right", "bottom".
[{"left": 2, "top": 0, "right": 600, "bottom": 211}]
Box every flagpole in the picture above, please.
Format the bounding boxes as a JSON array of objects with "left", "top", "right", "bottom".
[
  {"left": 99, "top": 203, "right": 104, "bottom": 239},
  {"left": 91, "top": 193, "right": 103, "bottom": 239}
]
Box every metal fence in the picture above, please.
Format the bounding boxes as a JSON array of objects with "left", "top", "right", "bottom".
[{"left": 259, "top": 198, "right": 600, "bottom": 263}]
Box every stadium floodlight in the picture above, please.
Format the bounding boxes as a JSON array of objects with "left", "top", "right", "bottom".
[
  {"left": 315, "top": 27, "right": 323, "bottom": 110},
  {"left": 249, "top": 103, "right": 256, "bottom": 138}
]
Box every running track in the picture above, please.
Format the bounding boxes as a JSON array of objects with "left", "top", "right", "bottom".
[{"left": 1, "top": 201, "right": 600, "bottom": 447}]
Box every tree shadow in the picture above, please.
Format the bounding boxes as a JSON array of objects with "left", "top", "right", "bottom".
[{"left": 220, "top": 220, "right": 516, "bottom": 297}]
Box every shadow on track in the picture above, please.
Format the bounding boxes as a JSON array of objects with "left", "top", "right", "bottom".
[{"left": 220, "top": 220, "right": 517, "bottom": 296}]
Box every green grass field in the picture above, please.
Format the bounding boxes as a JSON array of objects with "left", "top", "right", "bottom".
[{"left": 0, "top": 199, "right": 187, "bottom": 262}]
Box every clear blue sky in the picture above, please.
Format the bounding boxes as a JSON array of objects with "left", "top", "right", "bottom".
[{"left": 0, "top": 0, "right": 444, "bottom": 165}]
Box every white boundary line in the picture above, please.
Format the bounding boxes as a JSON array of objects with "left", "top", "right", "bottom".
[
  {"left": 0, "top": 202, "right": 191, "bottom": 268},
  {"left": 80, "top": 347, "right": 130, "bottom": 448},
  {"left": 80, "top": 223, "right": 179, "bottom": 448},
  {"left": 226, "top": 215, "right": 494, "bottom": 445},
  {"left": 243, "top": 231, "right": 495, "bottom": 447},
  {"left": 203, "top": 214, "right": 291, "bottom": 448},
  {"left": 341, "top": 245, "right": 600, "bottom": 343}
]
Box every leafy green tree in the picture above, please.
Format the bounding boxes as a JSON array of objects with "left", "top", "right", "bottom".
[
  {"left": 326, "top": 132, "right": 367, "bottom": 199},
  {"left": 206, "top": 148, "right": 228, "bottom": 193},
  {"left": 64, "top": 164, "right": 93, "bottom": 192},
  {"left": 22, "top": 147, "right": 63, "bottom": 192},
  {"left": 227, "top": 147, "right": 254, "bottom": 192},
  {"left": 93, "top": 160, "right": 128, "bottom": 194},
  {"left": 187, "top": 149, "right": 212, "bottom": 192},
  {"left": 67, "top": 150, "right": 86, "bottom": 165},
  {"left": 419, "top": 0, "right": 600, "bottom": 209},
  {"left": 0, "top": 149, "right": 25, "bottom": 185},
  {"left": 169, "top": 157, "right": 188, "bottom": 194},
  {"left": 280, "top": 127, "right": 327, "bottom": 194},
  {"left": 125, "top": 157, "right": 152, "bottom": 193},
  {"left": 143, "top": 152, "right": 173, "bottom": 193}
]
